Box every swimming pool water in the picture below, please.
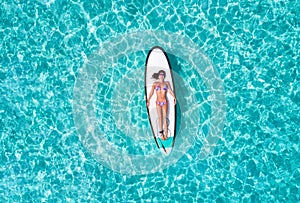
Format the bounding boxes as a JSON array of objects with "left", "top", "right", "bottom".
[{"left": 1, "top": 0, "right": 299, "bottom": 202}]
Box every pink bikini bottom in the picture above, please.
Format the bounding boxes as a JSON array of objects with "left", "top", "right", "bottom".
[{"left": 156, "top": 101, "right": 167, "bottom": 107}]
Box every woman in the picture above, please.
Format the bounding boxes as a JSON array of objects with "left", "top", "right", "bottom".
[{"left": 146, "top": 70, "right": 176, "bottom": 140}]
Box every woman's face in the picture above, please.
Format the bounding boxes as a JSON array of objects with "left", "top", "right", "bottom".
[{"left": 159, "top": 72, "right": 165, "bottom": 80}]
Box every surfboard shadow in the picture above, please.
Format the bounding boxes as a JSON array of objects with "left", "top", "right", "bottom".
[{"left": 167, "top": 53, "right": 190, "bottom": 149}]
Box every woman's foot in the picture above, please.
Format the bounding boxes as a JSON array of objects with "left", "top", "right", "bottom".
[
  {"left": 163, "top": 135, "right": 168, "bottom": 140},
  {"left": 163, "top": 130, "right": 168, "bottom": 140},
  {"left": 159, "top": 130, "right": 164, "bottom": 139}
]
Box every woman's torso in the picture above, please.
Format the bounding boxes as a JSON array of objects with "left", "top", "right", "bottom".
[{"left": 155, "top": 82, "right": 168, "bottom": 101}]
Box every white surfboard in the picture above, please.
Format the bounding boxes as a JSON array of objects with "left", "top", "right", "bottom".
[{"left": 145, "top": 46, "right": 177, "bottom": 155}]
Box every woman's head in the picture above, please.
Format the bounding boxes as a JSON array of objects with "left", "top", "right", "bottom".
[{"left": 152, "top": 70, "right": 166, "bottom": 80}]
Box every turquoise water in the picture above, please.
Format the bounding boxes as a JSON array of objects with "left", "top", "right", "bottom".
[{"left": 1, "top": 0, "right": 299, "bottom": 202}]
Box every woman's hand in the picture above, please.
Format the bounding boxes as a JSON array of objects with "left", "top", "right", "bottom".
[{"left": 146, "top": 99, "right": 150, "bottom": 107}]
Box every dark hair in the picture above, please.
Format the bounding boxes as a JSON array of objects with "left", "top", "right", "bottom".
[{"left": 152, "top": 70, "right": 166, "bottom": 79}]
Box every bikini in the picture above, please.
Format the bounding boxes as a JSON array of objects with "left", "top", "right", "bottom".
[
  {"left": 155, "top": 84, "right": 168, "bottom": 91},
  {"left": 156, "top": 84, "right": 168, "bottom": 106}
]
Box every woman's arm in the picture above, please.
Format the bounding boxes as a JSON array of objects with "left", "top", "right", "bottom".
[
  {"left": 147, "top": 83, "right": 156, "bottom": 106},
  {"left": 167, "top": 82, "right": 176, "bottom": 105}
]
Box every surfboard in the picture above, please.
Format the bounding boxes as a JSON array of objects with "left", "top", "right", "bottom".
[{"left": 145, "top": 46, "right": 176, "bottom": 155}]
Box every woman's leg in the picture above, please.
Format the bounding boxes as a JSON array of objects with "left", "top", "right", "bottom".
[
  {"left": 162, "top": 102, "right": 168, "bottom": 138},
  {"left": 156, "top": 105, "right": 163, "bottom": 137}
]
